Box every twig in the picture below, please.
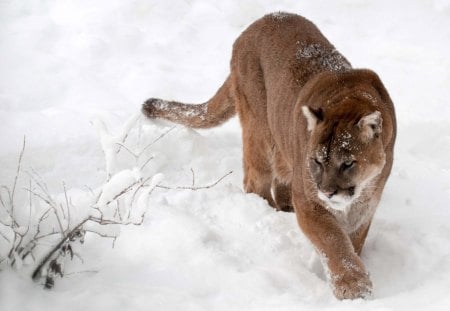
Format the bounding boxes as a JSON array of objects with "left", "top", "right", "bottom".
[
  {"left": 26, "top": 171, "right": 65, "bottom": 232},
  {"left": 0, "top": 190, "right": 7, "bottom": 210},
  {"left": 126, "top": 175, "right": 154, "bottom": 219},
  {"left": 63, "top": 182, "right": 70, "bottom": 232},
  {"left": 30, "top": 207, "right": 53, "bottom": 240},
  {"left": 72, "top": 253, "right": 84, "bottom": 264},
  {"left": 103, "top": 181, "right": 139, "bottom": 206},
  {"left": 58, "top": 203, "right": 67, "bottom": 222},
  {"left": 115, "top": 115, "right": 141, "bottom": 155},
  {"left": 132, "top": 176, "right": 154, "bottom": 203},
  {"left": 9, "top": 231, "right": 24, "bottom": 264},
  {"left": 84, "top": 228, "right": 117, "bottom": 239},
  {"left": 92, "top": 216, "right": 145, "bottom": 226},
  {"left": 28, "top": 168, "right": 49, "bottom": 194},
  {"left": 0, "top": 187, "right": 19, "bottom": 228},
  {"left": 190, "top": 168, "right": 195, "bottom": 187},
  {"left": 27, "top": 178, "right": 32, "bottom": 233},
  {"left": 32, "top": 218, "right": 89, "bottom": 281},
  {"left": 138, "top": 126, "right": 176, "bottom": 157},
  {"left": 23, "top": 188, "right": 65, "bottom": 236},
  {"left": 64, "top": 270, "right": 99, "bottom": 277},
  {"left": 115, "top": 142, "right": 137, "bottom": 159},
  {"left": 11, "top": 136, "right": 26, "bottom": 217},
  {"left": 115, "top": 200, "right": 123, "bottom": 222},
  {"left": 0, "top": 230, "right": 11, "bottom": 243},
  {"left": 92, "top": 205, "right": 104, "bottom": 221},
  {"left": 84, "top": 185, "right": 95, "bottom": 197},
  {"left": 156, "top": 170, "right": 233, "bottom": 191},
  {"left": 35, "top": 231, "right": 60, "bottom": 241},
  {"left": 140, "top": 155, "right": 154, "bottom": 171},
  {"left": 12, "top": 179, "right": 33, "bottom": 257},
  {"left": 19, "top": 207, "right": 53, "bottom": 260},
  {"left": 115, "top": 125, "right": 175, "bottom": 166}
]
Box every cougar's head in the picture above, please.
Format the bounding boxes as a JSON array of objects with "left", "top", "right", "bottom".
[{"left": 302, "top": 104, "right": 386, "bottom": 211}]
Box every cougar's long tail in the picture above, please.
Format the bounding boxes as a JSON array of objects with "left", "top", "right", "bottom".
[{"left": 142, "top": 75, "right": 236, "bottom": 129}]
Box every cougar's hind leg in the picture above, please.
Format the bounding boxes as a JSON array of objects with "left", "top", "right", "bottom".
[
  {"left": 272, "top": 150, "right": 294, "bottom": 212},
  {"left": 230, "top": 53, "right": 275, "bottom": 208},
  {"left": 241, "top": 130, "right": 276, "bottom": 208},
  {"left": 272, "top": 179, "right": 294, "bottom": 212},
  {"left": 235, "top": 93, "right": 275, "bottom": 207}
]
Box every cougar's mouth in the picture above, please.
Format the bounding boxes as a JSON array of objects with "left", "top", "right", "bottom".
[{"left": 318, "top": 190, "right": 354, "bottom": 212}]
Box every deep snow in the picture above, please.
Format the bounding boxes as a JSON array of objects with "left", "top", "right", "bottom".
[{"left": 1, "top": 0, "right": 450, "bottom": 310}]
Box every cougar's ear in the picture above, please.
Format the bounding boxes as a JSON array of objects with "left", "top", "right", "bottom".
[
  {"left": 302, "top": 106, "right": 323, "bottom": 132},
  {"left": 358, "top": 111, "right": 382, "bottom": 142}
]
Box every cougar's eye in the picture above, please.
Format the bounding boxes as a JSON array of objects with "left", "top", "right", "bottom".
[
  {"left": 341, "top": 160, "right": 355, "bottom": 170},
  {"left": 313, "top": 158, "right": 322, "bottom": 166}
]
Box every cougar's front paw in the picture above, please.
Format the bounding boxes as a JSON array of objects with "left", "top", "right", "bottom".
[{"left": 331, "top": 261, "right": 373, "bottom": 300}]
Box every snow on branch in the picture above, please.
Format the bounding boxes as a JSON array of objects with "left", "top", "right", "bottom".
[{"left": 0, "top": 115, "right": 232, "bottom": 289}]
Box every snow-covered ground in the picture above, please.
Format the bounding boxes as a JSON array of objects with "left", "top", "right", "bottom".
[{"left": 1, "top": 0, "right": 450, "bottom": 310}]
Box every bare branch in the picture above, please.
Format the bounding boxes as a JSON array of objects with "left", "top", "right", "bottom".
[
  {"left": 64, "top": 270, "right": 99, "bottom": 277},
  {"left": 88, "top": 216, "right": 145, "bottom": 226},
  {"left": 84, "top": 185, "right": 95, "bottom": 197},
  {"left": 0, "top": 187, "right": 19, "bottom": 228},
  {"left": 190, "top": 168, "right": 195, "bottom": 187},
  {"left": 26, "top": 178, "right": 32, "bottom": 234},
  {"left": 72, "top": 253, "right": 84, "bottom": 264},
  {"left": 156, "top": 170, "right": 233, "bottom": 191},
  {"left": 139, "top": 155, "right": 154, "bottom": 171},
  {"left": 35, "top": 230, "right": 60, "bottom": 241},
  {"left": 115, "top": 115, "right": 141, "bottom": 155},
  {"left": 19, "top": 206, "right": 53, "bottom": 260},
  {"left": 138, "top": 126, "right": 176, "bottom": 157},
  {"left": 115, "top": 200, "right": 123, "bottom": 222},
  {"left": 63, "top": 182, "right": 70, "bottom": 232},
  {"left": 32, "top": 205, "right": 148, "bottom": 282},
  {"left": 28, "top": 168, "right": 49, "bottom": 194},
  {"left": 32, "top": 218, "right": 89, "bottom": 281},
  {"left": 0, "top": 187, "right": 9, "bottom": 210},
  {"left": 11, "top": 136, "right": 26, "bottom": 216},
  {"left": 0, "top": 218, "right": 9, "bottom": 227},
  {"left": 132, "top": 175, "right": 153, "bottom": 202},
  {"left": 10, "top": 113, "right": 228, "bottom": 289},
  {"left": 0, "top": 230, "right": 11, "bottom": 243},
  {"left": 115, "top": 142, "right": 138, "bottom": 159},
  {"left": 102, "top": 181, "right": 139, "bottom": 206},
  {"left": 23, "top": 188, "right": 65, "bottom": 237},
  {"left": 92, "top": 205, "right": 104, "bottom": 221},
  {"left": 9, "top": 231, "right": 22, "bottom": 261},
  {"left": 126, "top": 175, "right": 154, "bottom": 219},
  {"left": 26, "top": 171, "right": 65, "bottom": 232},
  {"left": 94, "top": 189, "right": 103, "bottom": 206},
  {"left": 84, "top": 228, "right": 117, "bottom": 239},
  {"left": 58, "top": 203, "right": 67, "bottom": 221}
]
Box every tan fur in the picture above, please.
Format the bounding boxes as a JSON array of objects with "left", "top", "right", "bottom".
[{"left": 142, "top": 12, "right": 396, "bottom": 300}]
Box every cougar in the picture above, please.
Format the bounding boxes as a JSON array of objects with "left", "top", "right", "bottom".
[{"left": 142, "top": 12, "right": 396, "bottom": 300}]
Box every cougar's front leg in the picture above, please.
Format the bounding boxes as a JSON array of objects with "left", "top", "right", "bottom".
[
  {"left": 350, "top": 221, "right": 372, "bottom": 256},
  {"left": 293, "top": 193, "right": 372, "bottom": 300}
]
